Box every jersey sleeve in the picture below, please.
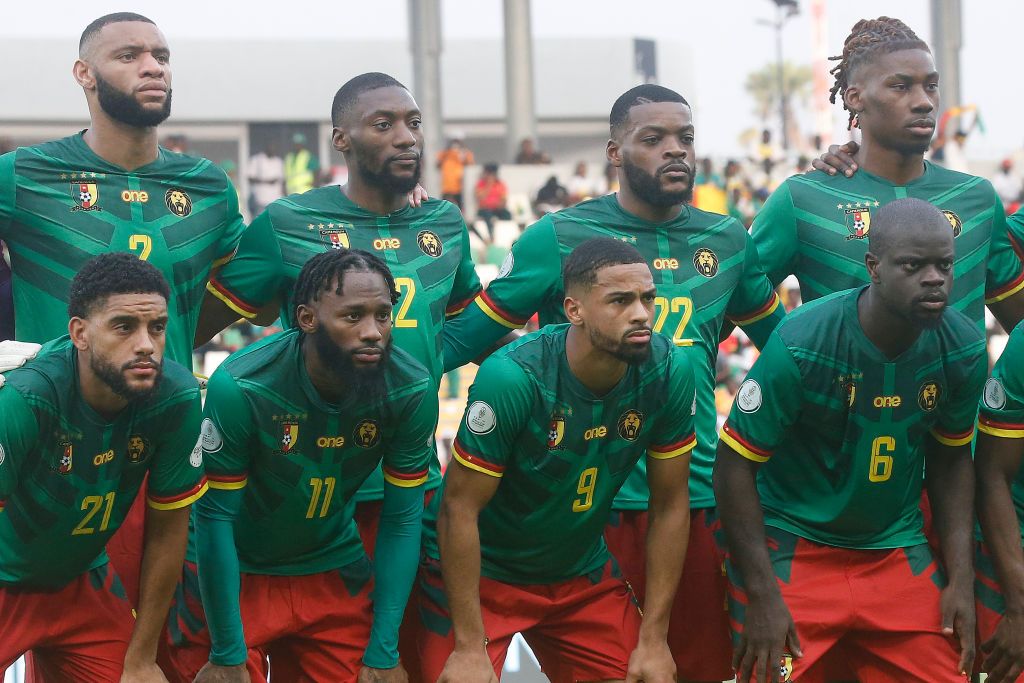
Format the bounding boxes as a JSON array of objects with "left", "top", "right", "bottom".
[
  {"left": 443, "top": 219, "right": 483, "bottom": 319},
  {"left": 381, "top": 380, "right": 438, "bottom": 489},
  {"left": 442, "top": 217, "right": 562, "bottom": 370},
  {"left": 200, "top": 369, "right": 256, "bottom": 491},
  {"left": 647, "top": 345, "right": 698, "bottom": 460},
  {"left": 979, "top": 323, "right": 1024, "bottom": 439},
  {"left": 725, "top": 229, "right": 785, "bottom": 348},
  {"left": 206, "top": 209, "right": 286, "bottom": 319},
  {"left": 750, "top": 181, "right": 799, "bottom": 288},
  {"left": 450, "top": 354, "right": 534, "bottom": 478},
  {"left": 0, "top": 151, "right": 15, "bottom": 237},
  {"left": 212, "top": 169, "right": 248, "bottom": 268},
  {"left": 930, "top": 342, "right": 987, "bottom": 446},
  {"left": 991, "top": 203, "right": 1024, "bottom": 304},
  {"left": 0, "top": 385, "right": 39, "bottom": 502},
  {"left": 145, "top": 386, "right": 208, "bottom": 510},
  {"left": 719, "top": 331, "right": 804, "bottom": 462}
]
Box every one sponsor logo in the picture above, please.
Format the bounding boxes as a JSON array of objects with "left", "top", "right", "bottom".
[
  {"left": 127, "top": 434, "right": 148, "bottom": 463},
  {"left": 984, "top": 377, "right": 1007, "bottom": 410},
  {"left": 93, "top": 449, "right": 114, "bottom": 466},
  {"left": 417, "top": 230, "right": 443, "bottom": 257},
  {"left": 280, "top": 421, "right": 300, "bottom": 453},
  {"left": 121, "top": 189, "right": 149, "bottom": 203},
  {"left": 943, "top": 210, "right": 963, "bottom": 238},
  {"left": 737, "top": 379, "right": 762, "bottom": 413},
  {"left": 71, "top": 182, "right": 101, "bottom": 211},
  {"left": 547, "top": 416, "right": 565, "bottom": 449},
  {"left": 57, "top": 442, "right": 73, "bottom": 475},
  {"left": 692, "top": 248, "right": 719, "bottom": 277},
  {"left": 872, "top": 394, "right": 902, "bottom": 408},
  {"left": 584, "top": 426, "right": 608, "bottom": 441},
  {"left": 321, "top": 227, "right": 350, "bottom": 250},
  {"left": 918, "top": 381, "right": 941, "bottom": 412},
  {"left": 201, "top": 418, "right": 223, "bottom": 453},
  {"left": 353, "top": 419, "right": 381, "bottom": 448},
  {"left": 164, "top": 188, "right": 192, "bottom": 217},
  {"left": 189, "top": 437, "right": 203, "bottom": 468},
  {"left": 373, "top": 237, "right": 401, "bottom": 251},
  {"left": 466, "top": 401, "right": 496, "bottom": 435},
  {"left": 653, "top": 257, "right": 679, "bottom": 270},
  {"left": 497, "top": 252, "right": 514, "bottom": 279},
  {"left": 317, "top": 435, "right": 346, "bottom": 448},
  {"left": 617, "top": 409, "right": 644, "bottom": 441}
]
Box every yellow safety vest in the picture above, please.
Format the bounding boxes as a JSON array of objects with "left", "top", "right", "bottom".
[{"left": 285, "top": 149, "right": 315, "bottom": 195}]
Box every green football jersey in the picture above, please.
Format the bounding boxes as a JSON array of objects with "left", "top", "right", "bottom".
[
  {"left": 0, "top": 133, "right": 246, "bottom": 365},
  {"left": 197, "top": 329, "right": 436, "bottom": 575},
  {"left": 0, "top": 338, "right": 206, "bottom": 588},
  {"left": 751, "top": 163, "right": 1024, "bottom": 328},
  {"left": 442, "top": 194, "right": 783, "bottom": 510},
  {"left": 422, "top": 324, "right": 697, "bottom": 585},
  {"left": 721, "top": 287, "right": 986, "bottom": 549},
  {"left": 978, "top": 320, "right": 1024, "bottom": 541},
  {"left": 207, "top": 188, "right": 481, "bottom": 500}
]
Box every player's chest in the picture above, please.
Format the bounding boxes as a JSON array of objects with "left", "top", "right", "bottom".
[
  {"left": 37, "top": 421, "right": 157, "bottom": 488},
  {"left": 254, "top": 409, "right": 386, "bottom": 474}
]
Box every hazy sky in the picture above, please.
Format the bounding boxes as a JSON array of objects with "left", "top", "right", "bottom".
[{"left": 4, "top": 1, "right": 1019, "bottom": 159}]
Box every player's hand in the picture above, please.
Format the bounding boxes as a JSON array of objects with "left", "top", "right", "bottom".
[
  {"left": 981, "top": 611, "right": 1024, "bottom": 682},
  {"left": 357, "top": 663, "right": 409, "bottom": 683},
  {"left": 119, "top": 661, "right": 170, "bottom": 683},
  {"left": 810, "top": 141, "right": 860, "bottom": 177},
  {"left": 407, "top": 184, "right": 429, "bottom": 208},
  {"left": 436, "top": 647, "right": 498, "bottom": 683},
  {"left": 0, "top": 340, "right": 41, "bottom": 372},
  {"left": 733, "top": 592, "right": 802, "bottom": 683},
  {"left": 625, "top": 636, "right": 676, "bottom": 683},
  {"left": 940, "top": 582, "right": 976, "bottom": 676},
  {"left": 192, "top": 661, "right": 250, "bottom": 683}
]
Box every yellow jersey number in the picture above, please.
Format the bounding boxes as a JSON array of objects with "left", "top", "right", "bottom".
[
  {"left": 653, "top": 296, "right": 693, "bottom": 345},
  {"left": 306, "top": 476, "right": 337, "bottom": 519},
  {"left": 393, "top": 277, "right": 418, "bottom": 328},
  {"left": 128, "top": 234, "right": 153, "bottom": 261},
  {"left": 869, "top": 436, "right": 895, "bottom": 483},
  {"left": 573, "top": 467, "right": 598, "bottom": 512},
  {"left": 72, "top": 492, "right": 116, "bottom": 535}
]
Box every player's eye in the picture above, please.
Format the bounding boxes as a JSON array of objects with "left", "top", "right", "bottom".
[
  {"left": 642, "top": 136, "right": 659, "bottom": 145},
  {"left": 682, "top": 135, "right": 695, "bottom": 144},
  {"left": 374, "top": 121, "right": 392, "bottom": 131},
  {"left": 152, "top": 322, "right": 167, "bottom": 334},
  {"left": 375, "top": 311, "right": 392, "bottom": 322},
  {"left": 642, "top": 293, "right": 656, "bottom": 302},
  {"left": 154, "top": 54, "right": 170, "bottom": 65},
  {"left": 118, "top": 53, "right": 135, "bottom": 62},
  {"left": 938, "top": 260, "right": 953, "bottom": 271},
  {"left": 409, "top": 119, "right": 422, "bottom": 129}
]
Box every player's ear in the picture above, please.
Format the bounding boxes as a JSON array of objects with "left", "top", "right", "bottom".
[
  {"left": 563, "top": 295, "right": 584, "bottom": 325},
  {"left": 68, "top": 317, "right": 89, "bottom": 350},
  {"left": 295, "top": 304, "right": 318, "bottom": 334},
  {"left": 606, "top": 138, "right": 622, "bottom": 168},
  {"left": 332, "top": 127, "right": 350, "bottom": 154},
  {"left": 73, "top": 59, "right": 96, "bottom": 91},
  {"left": 864, "top": 251, "right": 881, "bottom": 283},
  {"left": 844, "top": 85, "right": 862, "bottom": 120}
]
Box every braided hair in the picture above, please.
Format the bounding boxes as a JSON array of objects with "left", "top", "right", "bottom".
[
  {"left": 292, "top": 248, "right": 399, "bottom": 320},
  {"left": 828, "top": 17, "right": 929, "bottom": 129}
]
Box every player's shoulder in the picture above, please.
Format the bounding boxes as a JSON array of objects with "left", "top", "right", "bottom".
[
  {"left": 407, "top": 197, "right": 468, "bottom": 235},
  {"left": 384, "top": 345, "right": 433, "bottom": 393},
  {"left": 216, "top": 329, "right": 297, "bottom": 382},
  {"left": 934, "top": 305, "right": 985, "bottom": 352},
  {"left": 147, "top": 357, "right": 201, "bottom": 404},
  {"left": 924, "top": 161, "right": 995, "bottom": 194},
  {"left": 2, "top": 337, "right": 76, "bottom": 403},
  {"left": 486, "top": 325, "right": 567, "bottom": 381},
  {"left": 551, "top": 193, "right": 617, "bottom": 221},
  {"left": 775, "top": 288, "right": 855, "bottom": 345}
]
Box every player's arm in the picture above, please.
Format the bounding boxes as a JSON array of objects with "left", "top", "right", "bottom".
[
  {"left": 627, "top": 348, "right": 698, "bottom": 683},
  {"left": 123, "top": 386, "right": 208, "bottom": 681},
  {"left": 436, "top": 357, "right": 532, "bottom": 683},
  {"left": 987, "top": 205, "right": 1024, "bottom": 332},
  {"left": 195, "top": 209, "right": 285, "bottom": 347},
  {"left": 724, "top": 229, "right": 785, "bottom": 349},
  {"left": 361, "top": 381, "right": 439, "bottom": 678},
  {"left": 749, "top": 182, "right": 800, "bottom": 290},
  {"left": 441, "top": 217, "right": 561, "bottom": 372},
  {"left": 192, "top": 371, "right": 256, "bottom": 682},
  {"left": 712, "top": 334, "right": 804, "bottom": 683}
]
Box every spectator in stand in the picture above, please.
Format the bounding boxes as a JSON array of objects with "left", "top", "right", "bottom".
[
  {"left": 162, "top": 133, "right": 188, "bottom": 154},
  {"left": 534, "top": 174, "right": 569, "bottom": 215},
  {"left": 600, "top": 161, "right": 619, "bottom": 194},
  {"left": 475, "top": 162, "right": 512, "bottom": 231},
  {"left": 993, "top": 158, "right": 1021, "bottom": 211},
  {"left": 284, "top": 132, "right": 319, "bottom": 195},
  {"left": 247, "top": 142, "right": 285, "bottom": 216},
  {"left": 566, "top": 161, "right": 594, "bottom": 204},
  {"left": 693, "top": 158, "right": 728, "bottom": 215},
  {"left": 436, "top": 135, "right": 474, "bottom": 209},
  {"left": 514, "top": 137, "right": 549, "bottom": 164}
]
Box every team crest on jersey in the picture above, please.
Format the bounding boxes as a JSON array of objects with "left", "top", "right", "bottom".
[
  {"left": 164, "top": 188, "right": 192, "bottom": 217},
  {"left": 280, "top": 422, "right": 300, "bottom": 453},
  {"left": 617, "top": 410, "right": 644, "bottom": 441},
  {"left": 57, "top": 442, "right": 73, "bottom": 475},
  {"left": 842, "top": 380, "right": 857, "bottom": 408},
  {"left": 320, "top": 225, "right": 350, "bottom": 250},
  {"left": 780, "top": 654, "right": 794, "bottom": 681},
  {"left": 845, "top": 206, "right": 871, "bottom": 240},
  {"left": 70, "top": 182, "right": 101, "bottom": 211},
  {"left": 417, "top": 230, "right": 443, "bottom": 258},
  {"left": 943, "top": 210, "right": 963, "bottom": 238},
  {"left": 547, "top": 416, "right": 565, "bottom": 449},
  {"left": 354, "top": 419, "right": 381, "bottom": 448},
  {"left": 918, "top": 381, "right": 941, "bottom": 412},
  {"left": 692, "top": 248, "right": 719, "bottom": 278},
  {"left": 127, "top": 435, "right": 148, "bottom": 463}
]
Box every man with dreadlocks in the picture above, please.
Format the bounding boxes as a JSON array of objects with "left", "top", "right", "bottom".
[
  {"left": 168, "top": 248, "right": 436, "bottom": 682},
  {"left": 752, "top": 16, "right": 1024, "bottom": 333}
]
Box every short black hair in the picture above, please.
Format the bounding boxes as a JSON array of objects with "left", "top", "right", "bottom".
[
  {"left": 868, "top": 197, "right": 949, "bottom": 257},
  {"left": 68, "top": 252, "right": 170, "bottom": 319},
  {"left": 80, "top": 12, "right": 155, "bottom": 56},
  {"left": 331, "top": 72, "right": 408, "bottom": 127},
  {"left": 293, "top": 248, "right": 399, "bottom": 318},
  {"left": 563, "top": 238, "right": 647, "bottom": 294},
  {"left": 609, "top": 84, "right": 690, "bottom": 136}
]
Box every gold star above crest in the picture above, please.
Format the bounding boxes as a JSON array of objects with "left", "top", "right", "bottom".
[
  {"left": 836, "top": 204, "right": 843, "bottom": 210},
  {"left": 60, "top": 173, "right": 67, "bottom": 180},
  {"left": 873, "top": 201, "right": 880, "bottom": 207},
  {"left": 308, "top": 224, "right": 315, "bottom": 230},
  {"left": 318, "top": 223, "right": 325, "bottom": 230},
  {"left": 845, "top": 203, "right": 852, "bottom": 209},
  {"left": 327, "top": 223, "right": 335, "bottom": 229}
]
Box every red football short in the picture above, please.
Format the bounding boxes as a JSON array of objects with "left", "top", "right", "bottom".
[
  {"left": 725, "top": 526, "right": 965, "bottom": 682},
  {"left": 167, "top": 557, "right": 373, "bottom": 683},
  {"left": 415, "top": 556, "right": 642, "bottom": 683},
  {"left": 605, "top": 507, "right": 733, "bottom": 682},
  {"left": 105, "top": 479, "right": 148, "bottom": 606},
  {"left": 0, "top": 565, "right": 134, "bottom": 683}
]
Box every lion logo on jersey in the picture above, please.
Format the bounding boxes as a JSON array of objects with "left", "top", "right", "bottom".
[
  {"left": 918, "top": 382, "right": 941, "bottom": 412},
  {"left": 164, "top": 188, "right": 192, "bottom": 217},
  {"left": 617, "top": 410, "right": 644, "bottom": 441},
  {"left": 547, "top": 416, "right": 565, "bottom": 449},
  {"left": 417, "top": 230, "right": 443, "bottom": 258},
  {"left": 127, "top": 435, "right": 147, "bottom": 463},
  {"left": 354, "top": 419, "right": 381, "bottom": 448},
  {"left": 692, "top": 248, "right": 719, "bottom": 278},
  {"left": 943, "top": 210, "right": 963, "bottom": 238}
]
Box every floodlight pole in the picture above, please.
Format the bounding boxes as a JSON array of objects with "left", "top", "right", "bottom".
[{"left": 409, "top": 0, "right": 444, "bottom": 193}]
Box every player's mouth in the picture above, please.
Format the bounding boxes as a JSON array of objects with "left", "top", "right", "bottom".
[
  {"left": 390, "top": 153, "right": 420, "bottom": 170},
  {"left": 126, "top": 360, "right": 159, "bottom": 378},
  {"left": 658, "top": 162, "right": 691, "bottom": 182},
  {"left": 906, "top": 119, "right": 935, "bottom": 136},
  {"left": 916, "top": 293, "right": 947, "bottom": 312},
  {"left": 137, "top": 82, "right": 167, "bottom": 95},
  {"left": 624, "top": 328, "right": 652, "bottom": 344},
  {"left": 352, "top": 347, "right": 384, "bottom": 363}
]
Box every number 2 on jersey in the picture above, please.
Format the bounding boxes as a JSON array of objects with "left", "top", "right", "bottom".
[
  {"left": 573, "top": 467, "right": 598, "bottom": 512},
  {"left": 128, "top": 234, "right": 153, "bottom": 261},
  {"left": 869, "top": 436, "right": 895, "bottom": 483},
  {"left": 306, "top": 476, "right": 336, "bottom": 519},
  {"left": 393, "top": 277, "right": 418, "bottom": 328},
  {"left": 653, "top": 296, "right": 693, "bottom": 343},
  {"left": 72, "top": 492, "right": 116, "bottom": 535}
]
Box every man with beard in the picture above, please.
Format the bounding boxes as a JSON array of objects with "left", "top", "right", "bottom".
[
  {"left": 0, "top": 252, "right": 205, "bottom": 682},
  {"left": 714, "top": 199, "right": 983, "bottom": 682},
  {"left": 418, "top": 238, "right": 696, "bottom": 683},
  {"left": 196, "top": 71, "right": 481, "bottom": 557},
  {"left": 0, "top": 12, "right": 246, "bottom": 608},
  {"left": 440, "top": 83, "right": 784, "bottom": 682},
  {"left": 169, "top": 248, "right": 436, "bottom": 683}
]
